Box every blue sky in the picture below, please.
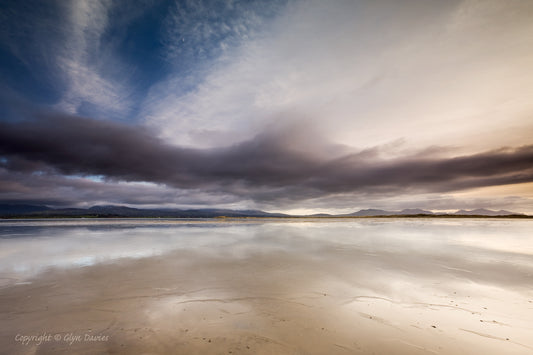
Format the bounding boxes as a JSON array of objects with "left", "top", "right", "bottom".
[
  {"left": 1, "top": 0, "right": 533, "bottom": 213},
  {"left": 0, "top": 0, "right": 285, "bottom": 121}
]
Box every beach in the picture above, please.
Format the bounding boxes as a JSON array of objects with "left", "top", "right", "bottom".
[{"left": 1, "top": 218, "right": 532, "bottom": 354}]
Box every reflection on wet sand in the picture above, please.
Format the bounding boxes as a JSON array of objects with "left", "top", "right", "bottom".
[{"left": 0, "top": 219, "right": 532, "bottom": 354}]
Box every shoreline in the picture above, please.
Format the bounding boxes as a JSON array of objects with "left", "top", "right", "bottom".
[
  {"left": 1, "top": 214, "right": 532, "bottom": 220},
  {"left": 1, "top": 218, "right": 532, "bottom": 354}
]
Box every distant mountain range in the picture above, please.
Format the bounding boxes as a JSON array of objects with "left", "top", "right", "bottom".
[
  {"left": 452, "top": 208, "right": 519, "bottom": 216},
  {"left": 0, "top": 204, "right": 527, "bottom": 218},
  {"left": 340, "top": 208, "right": 434, "bottom": 216},
  {"left": 334, "top": 208, "right": 521, "bottom": 217},
  {"left": 0, "top": 204, "right": 289, "bottom": 218}
]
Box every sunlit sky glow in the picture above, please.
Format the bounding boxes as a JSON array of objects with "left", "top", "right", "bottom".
[{"left": 1, "top": 0, "right": 532, "bottom": 213}]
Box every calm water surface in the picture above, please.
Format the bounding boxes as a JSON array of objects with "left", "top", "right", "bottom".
[{"left": 0, "top": 218, "right": 532, "bottom": 354}]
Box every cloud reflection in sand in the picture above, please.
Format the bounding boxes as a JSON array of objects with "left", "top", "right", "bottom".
[{"left": 0, "top": 219, "right": 532, "bottom": 354}]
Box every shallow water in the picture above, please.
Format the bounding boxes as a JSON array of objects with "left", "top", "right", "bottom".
[{"left": 0, "top": 218, "right": 532, "bottom": 354}]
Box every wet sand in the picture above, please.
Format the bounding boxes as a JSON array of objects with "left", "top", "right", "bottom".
[{"left": 1, "top": 219, "right": 532, "bottom": 354}]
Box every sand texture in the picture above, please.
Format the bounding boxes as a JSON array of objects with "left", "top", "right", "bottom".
[{"left": 1, "top": 218, "right": 532, "bottom": 354}]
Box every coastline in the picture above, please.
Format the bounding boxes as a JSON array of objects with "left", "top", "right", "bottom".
[{"left": 1, "top": 219, "right": 532, "bottom": 354}]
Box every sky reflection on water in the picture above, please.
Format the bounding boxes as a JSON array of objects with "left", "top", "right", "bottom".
[
  {"left": 1, "top": 218, "right": 532, "bottom": 354},
  {"left": 0, "top": 218, "right": 532, "bottom": 290}
]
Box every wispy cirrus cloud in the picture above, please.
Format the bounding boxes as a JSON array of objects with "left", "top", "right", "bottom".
[
  {"left": 0, "top": 0, "right": 138, "bottom": 119},
  {"left": 1, "top": 0, "right": 533, "bottom": 212},
  {"left": 54, "top": 0, "right": 134, "bottom": 118},
  {"left": 143, "top": 0, "right": 533, "bottom": 154},
  {"left": 140, "top": 0, "right": 288, "bottom": 147}
]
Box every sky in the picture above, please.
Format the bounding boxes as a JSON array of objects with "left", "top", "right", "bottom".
[{"left": 1, "top": 0, "right": 532, "bottom": 214}]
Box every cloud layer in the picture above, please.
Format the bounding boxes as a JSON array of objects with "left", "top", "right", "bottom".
[
  {"left": 1, "top": 115, "right": 532, "bottom": 209},
  {"left": 1, "top": 0, "right": 533, "bottom": 212}
]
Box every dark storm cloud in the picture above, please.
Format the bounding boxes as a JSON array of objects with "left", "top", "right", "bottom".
[
  {"left": 0, "top": 167, "right": 241, "bottom": 208},
  {"left": 1, "top": 114, "right": 532, "bottom": 203}
]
